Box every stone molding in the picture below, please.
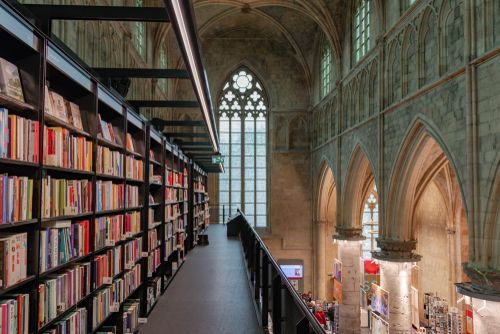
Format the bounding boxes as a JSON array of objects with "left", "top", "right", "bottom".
[
  {"left": 462, "top": 263, "right": 500, "bottom": 294},
  {"left": 372, "top": 238, "right": 422, "bottom": 262},
  {"left": 332, "top": 226, "right": 365, "bottom": 241}
]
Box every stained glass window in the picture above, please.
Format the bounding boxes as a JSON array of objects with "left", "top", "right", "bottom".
[
  {"left": 354, "top": 0, "right": 371, "bottom": 62},
  {"left": 218, "top": 67, "right": 267, "bottom": 227},
  {"left": 361, "top": 185, "right": 379, "bottom": 259},
  {"left": 321, "top": 43, "right": 332, "bottom": 98},
  {"left": 158, "top": 48, "right": 167, "bottom": 92},
  {"left": 133, "top": 0, "right": 145, "bottom": 58}
]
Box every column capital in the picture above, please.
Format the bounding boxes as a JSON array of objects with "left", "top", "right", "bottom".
[
  {"left": 372, "top": 238, "right": 421, "bottom": 262},
  {"left": 457, "top": 263, "right": 500, "bottom": 299},
  {"left": 333, "top": 226, "right": 365, "bottom": 241},
  {"left": 314, "top": 219, "right": 327, "bottom": 225}
]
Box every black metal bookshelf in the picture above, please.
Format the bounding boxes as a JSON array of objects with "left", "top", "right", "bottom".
[{"left": 0, "top": 2, "right": 212, "bottom": 333}]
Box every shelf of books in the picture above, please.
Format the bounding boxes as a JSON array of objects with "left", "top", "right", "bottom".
[
  {"left": 0, "top": 2, "right": 212, "bottom": 333},
  {"left": 191, "top": 165, "right": 209, "bottom": 247}
]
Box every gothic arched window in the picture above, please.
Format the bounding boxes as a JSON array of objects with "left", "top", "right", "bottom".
[
  {"left": 362, "top": 185, "right": 379, "bottom": 259},
  {"left": 218, "top": 67, "right": 268, "bottom": 227}
]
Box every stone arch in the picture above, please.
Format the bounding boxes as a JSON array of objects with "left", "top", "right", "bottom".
[
  {"left": 341, "top": 145, "right": 377, "bottom": 231},
  {"left": 385, "top": 118, "right": 468, "bottom": 241},
  {"left": 388, "top": 38, "right": 402, "bottom": 105},
  {"left": 314, "top": 160, "right": 338, "bottom": 299},
  {"left": 402, "top": 24, "right": 418, "bottom": 96},
  {"left": 440, "top": 0, "right": 464, "bottom": 73}
]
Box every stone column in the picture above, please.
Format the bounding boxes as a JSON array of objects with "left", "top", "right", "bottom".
[
  {"left": 379, "top": 261, "right": 412, "bottom": 334},
  {"left": 315, "top": 220, "right": 327, "bottom": 299},
  {"left": 337, "top": 239, "right": 362, "bottom": 334},
  {"left": 373, "top": 239, "right": 421, "bottom": 334}
]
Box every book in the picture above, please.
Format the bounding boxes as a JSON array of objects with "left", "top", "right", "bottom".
[
  {"left": 66, "top": 101, "right": 84, "bottom": 131},
  {"left": 0, "top": 232, "right": 28, "bottom": 288},
  {"left": 0, "top": 109, "right": 39, "bottom": 162},
  {"left": 97, "top": 146, "right": 123, "bottom": 177},
  {"left": 0, "top": 175, "right": 34, "bottom": 224},
  {"left": 0, "top": 293, "right": 29, "bottom": 334},
  {"left": 0, "top": 58, "right": 24, "bottom": 102},
  {"left": 48, "top": 91, "right": 68, "bottom": 123},
  {"left": 125, "top": 134, "right": 135, "bottom": 153},
  {"left": 125, "top": 185, "right": 139, "bottom": 208},
  {"left": 43, "top": 126, "right": 92, "bottom": 171},
  {"left": 125, "top": 156, "right": 144, "bottom": 180},
  {"left": 94, "top": 215, "right": 123, "bottom": 251},
  {"left": 41, "top": 177, "right": 92, "bottom": 218},
  {"left": 95, "top": 181, "right": 124, "bottom": 212}
]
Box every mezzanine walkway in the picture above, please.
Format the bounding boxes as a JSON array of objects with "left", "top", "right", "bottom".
[{"left": 140, "top": 224, "right": 263, "bottom": 334}]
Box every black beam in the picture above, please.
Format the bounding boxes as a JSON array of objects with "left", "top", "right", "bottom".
[
  {"left": 130, "top": 100, "right": 200, "bottom": 108},
  {"left": 183, "top": 147, "right": 214, "bottom": 152},
  {"left": 164, "top": 133, "right": 208, "bottom": 138},
  {"left": 151, "top": 119, "right": 205, "bottom": 127},
  {"left": 177, "top": 141, "right": 212, "bottom": 147},
  {"left": 25, "top": 5, "right": 169, "bottom": 22},
  {"left": 93, "top": 68, "right": 189, "bottom": 79}
]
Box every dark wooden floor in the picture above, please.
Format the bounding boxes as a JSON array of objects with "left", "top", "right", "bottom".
[{"left": 140, "top": 224, "right": 263, "bottom": 334}]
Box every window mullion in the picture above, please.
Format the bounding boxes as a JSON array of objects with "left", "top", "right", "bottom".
[
  {"left": 241, "top": 107, "right": 245, "bottom": 213},
  {"left": 254, "top": 116, "right": 257, "bottom": 227}
]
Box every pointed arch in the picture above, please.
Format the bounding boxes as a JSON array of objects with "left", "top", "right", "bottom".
[
  {"left": 316, "top": 159, "right": 337, "bottom": 222},
  {"left": 341, "top": 145, "right": 377, "bottom": 230},
  {"left": 485, "top": 160, "right": 500, "bottom": 268},
  {"left": 386, "top": 118, "right": 468, "bottom": 241}
]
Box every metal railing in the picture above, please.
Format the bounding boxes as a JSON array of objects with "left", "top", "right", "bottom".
[{"left": 234, "top": 209, "right": 327, "bottom": 334}]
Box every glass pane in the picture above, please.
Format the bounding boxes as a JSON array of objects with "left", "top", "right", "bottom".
[
  {"left": 256, "top": 191, "right": 266, "bottom": 203},
  {"left": 245, "top": 144, "right": 254, "bottom": 155},
  {"left": 256, "top": 180, "right": 266, "bottom": 191},
  {"left": 256, "top": 204, "right": 266, "bottom": 215},
  {"left": 245, "top": 118, "right": 255, "bottom": 132},
  {"left": 256, "top": 156, "right": 266, "bottom": 168},
  {"left": 245, "top": 132, "right": 255, "bottom": 144},
  {"left": 231, "top": 116, "right": 241, "bottom": 132},
  {"left": 256, "top": 168, "right": 266, "bottom": 179},
  {"left": 245, "top": 191, "right": 255, "bottom": 204},
  {"left": 256, "top": 119, "right": 266, "bottom": 132},
  {"left": 232, "top": 133, "right": 241, "bottom": 144},
  {"left": 245, "top": 156, "right": 254, "bottom": 168},
  {"left": 256, "top": 132, "right": 266, "bottom": 144},
  {"left": 256, "top": 215, "right": 266, "bottom": 227},
  {"left": 220, "top": 169, "right": 229, "bottom": 179},
  {"left": 245, "top": 169, "right": 255, "bottom": 179},
  {"left": 231, "top": 191, "right": 241, "bottom": 206},
  {"left": 220, "top": 132, "right": 229, "bottom": 144},
  {"left": 244, "top": 179, "right": 254, "bottom": 191},
  {"left": 220, "top": 179, "right": 229, "bottom": 191},
  {"left": 231, "top": 167, "right": 241, "bottom": 179},
  {"left": 231, "top": 158, "right": 241, "bottom": 168},
  {"left": 231, "top": 144, "right": 241, "bottom": 156},
  {"left": 219, "top": 119, "right": 229, "bottom": 132},
  {"left": 256, "top": 145, "right": 266, "bottom": 156},
  {"left": 231, "top": 177, "right": 241, "bottom": 190},
  {"left": 219, "top": 191, "right": 229, "bottom": 203},
  {"left": 220, "top": 143, "right": 229, "bottom": 155},
  {"left": 246, "top": 214, "right": 254, "bottom": 226},
  {"left": 246, "top": 204, "right": 255, "bottom": 215}
]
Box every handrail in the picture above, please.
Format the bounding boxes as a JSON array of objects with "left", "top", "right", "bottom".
[{"left": 234, "top": 209, "right": 327, "bottom": 334}]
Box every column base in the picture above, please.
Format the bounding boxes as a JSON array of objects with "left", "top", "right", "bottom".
[{"left": 456, "top": 283, "right": 500, "bottom": 334}]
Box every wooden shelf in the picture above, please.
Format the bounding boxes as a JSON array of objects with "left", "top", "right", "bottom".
[
  {"left": 41, "top": 212, "right": 93, "bottom": 223},
  {"left": 97, "top": 136, "right": 124, "bottom": 151},
  {"left": 44, "top": 113, "right": 92, "bottom": 138},
  {"left": 0, "top": 93, "right": 37, "bottom": 112}
]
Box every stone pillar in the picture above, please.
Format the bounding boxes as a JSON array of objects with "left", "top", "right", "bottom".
[
  {"left": 373, "top": 239, "right": 421, "bottom": 334},
  {"left": 379, "top": 261, "right": 412, "bottom": 334},
  {"left": 470, "top": 298, "right": 500, "bottom": 333},
  {"left": 315, "top": 220, "right": 327, "bottom": 299},
  {"left": 337, "top": 239, "right": 362, "bottom": 334}
]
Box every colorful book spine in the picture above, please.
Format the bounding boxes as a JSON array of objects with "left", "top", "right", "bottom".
[
  {"left": 121, "top": 300, "right": 140, "bottom": 333},
  {"left": 97, "top": 146, "right": 123, "bottom": 177},
  {"left": 0, "top": 232, "right": 27, "bottom": 288},
  {"left": 125, "top": 156, "right": 143, "bottom": 180},
  {"left": 0, "top": 109, "right": 39, "bottom": 163},
  {"left": 41, "top": 177, "right": 92, "bottom": 218},
  {"left": 0, "top": 174, "right": 33, "bottom": 224},
  {"left": 43, "top": 126, "right": 92, "bottom": 171},
  {"left": 0, "top": 293, "right": 29, "bottom": 334},
  {"left": 125, "top": 185, "right": 139, "bottom": 208},
  {"left": 123, "top": 211, "right": 141, "bottom": 237},
  {"left": 123, "top": 237, "right": 142, "bottom": 270},
  {"left": 37, "top": 263, "right": 91, "bottom": 329},
  {"left": 96, "top": 181, "right": 124, "bottom": 212},
  {"left": 94, "top": 215, "right": 123, "bottom": 250}
]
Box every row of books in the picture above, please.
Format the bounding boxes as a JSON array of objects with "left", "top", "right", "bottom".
[
  {"left": 0, "top": 110, "right": 39, "bottom": 163},
  {"left": 0, "top": 293, "right": 29, "bottom": 334},
  {"left": 93, "top": 249, "right": 119, "bottom": 288},
  {"left": 98, "top": 116, "right": 121, "bottom": 146},
  {"left": 123, "top": 238, "right": 142, "bottom": 271},
  {"left": 39, "top": 220, "right": 90, "bottom": 273},
  {"left": 147, "top": 229, "right": 159, "bottom": 252},
  {"left": 41, "top": 307, "right": 87, "bottom": 334},
  {"left": 125, "top": 156, "right": 143, "bottom": 180},
  {"left": 146, "top": 277, "right": 161, "bottom": 314},
  {"left": 165, "top": 170, "right": 186, "bottom": 188},
  {"left": 96, "top": 181, "right": 124, "bottom": 212},
  {"left": 147, "top": 249, "right": 160, "bottom": 277},
  {"left": 0, "top": 175, "right": 33, "bottom": 224},
  {"left": 194, "top": 178, "right": 206, "bottom": 192},
  {"left": 41, "top": 178, "right": 92, "bottom": 218},
  {"left": 38, "top": 263, "right": 92, "bottom": 329},
  {"left": 44, "top": 126, "right": 92, "bottom": 171},
  {"left": 0, "top": 232, "right": 27, "bottom": 288},
  {"left": 121, "top": 301, "right": 140, "bottom": 334},
  {"left": 91, "top": 264, "right": 141, "bottom": 330},
  {"left": 97, "top": 146, "right": 123, "bottom": 177},
  {"left": 94, "top": 212, "right": 141, "bottom": 251},
  {"left": 125, "top": 185, "right": 139, "bottom": 208},
  {"left": 165, "top": 187, "right": 187, "bottom": 203},
  {"left": 45, "top": 87, "right": 85, "bottom": 132},
  {"left": 165, "top": 204, "right": 181, "bottom": 221}
]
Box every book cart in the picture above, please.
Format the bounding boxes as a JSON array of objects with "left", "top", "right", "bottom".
[{"left": 0, "top": 2, "right": 211, "bottom": 333}]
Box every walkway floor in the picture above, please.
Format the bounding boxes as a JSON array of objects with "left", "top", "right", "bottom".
[{"left": 140, "top": 224, "right": 263, "bottom": 334}]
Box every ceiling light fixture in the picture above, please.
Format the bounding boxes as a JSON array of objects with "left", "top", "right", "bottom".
[{"left": 167, "top": 0, "right": 219, "bottom": 153}]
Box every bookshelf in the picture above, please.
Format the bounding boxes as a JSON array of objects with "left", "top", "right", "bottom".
[
  {"left": 189, "top": 164, "right": 209, "bottom": 249},
  {"left": 0, "top": 3, "right": 212, "bottom": 333}
]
